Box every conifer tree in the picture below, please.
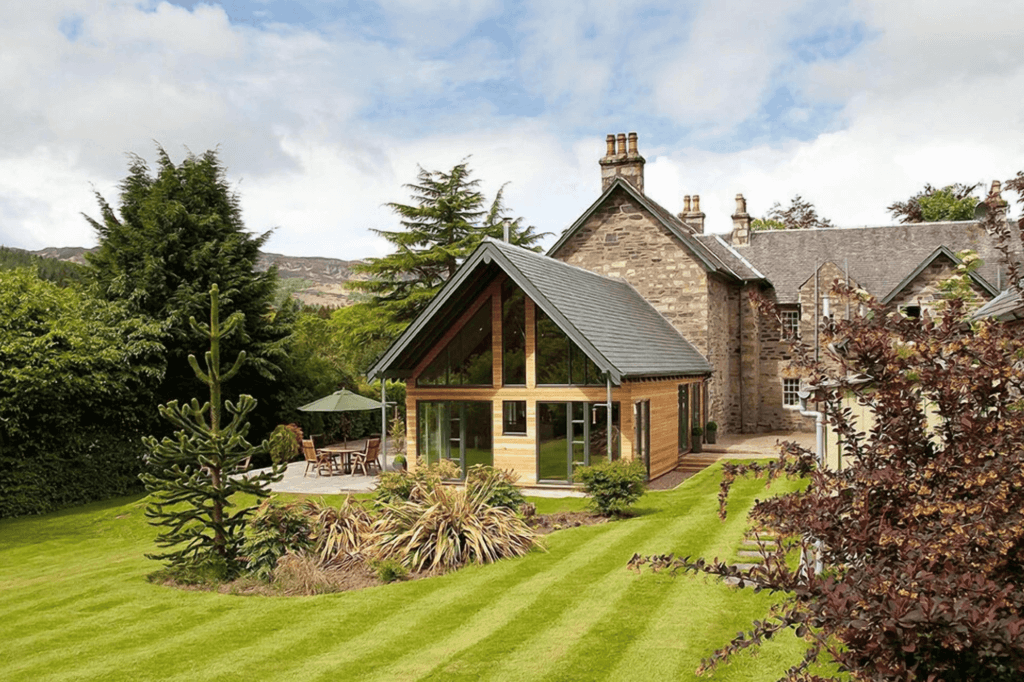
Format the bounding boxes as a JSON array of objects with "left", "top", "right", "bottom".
[
  {"left": 142, "top": 284, "right": 284, "bottom": 578},
  {"left": 350, "top": 161, "right": 546, "bottom": 337}
]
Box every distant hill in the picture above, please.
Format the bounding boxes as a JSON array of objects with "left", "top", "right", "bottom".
[{"left": 14, "top": 246, "right": 367, "bottom": 309}]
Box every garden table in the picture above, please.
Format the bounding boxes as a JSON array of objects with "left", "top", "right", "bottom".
[{"left": 319, "top": 440, "right": 367, "bottom": 475}]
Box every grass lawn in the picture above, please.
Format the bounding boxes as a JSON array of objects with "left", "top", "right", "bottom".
[{"left": 1, "top": 463, "right": 812, "bottom": 681}]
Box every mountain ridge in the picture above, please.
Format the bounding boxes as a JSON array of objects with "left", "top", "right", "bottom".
[{"left": 13, "top": 245, "right": 366, "bottom": 308}]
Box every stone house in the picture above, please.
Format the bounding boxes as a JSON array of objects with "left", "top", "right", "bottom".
[{"left": 370, "top": 132, "right": 1011, "bottom": 483}]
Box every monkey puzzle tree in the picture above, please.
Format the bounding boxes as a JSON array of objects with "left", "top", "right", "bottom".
[{"left": 142, "top": 285, "right": 285, "bottom": 579}]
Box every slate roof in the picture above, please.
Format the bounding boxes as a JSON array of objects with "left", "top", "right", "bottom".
[
  {"left": 723, "top": 221, "right": 1009, "bottom": 305},
  {"left": 368, "top": 238, "right": 712, "bottom": 384},
  {"left": 972, "top": 288, "right": 1024, "bottom": 322}
]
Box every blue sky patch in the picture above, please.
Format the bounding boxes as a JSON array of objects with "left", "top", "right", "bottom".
[{"left": 58, "top": 15, "right": 84, "bottom": 41}]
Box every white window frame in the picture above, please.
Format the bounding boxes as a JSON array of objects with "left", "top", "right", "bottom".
[{"left": 782, "top": 378, "right": 801, "bottom": 408}]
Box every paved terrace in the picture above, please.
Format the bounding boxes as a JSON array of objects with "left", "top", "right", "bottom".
[{"left": 252, "top": 431, "right": 815, "bottom": 498}]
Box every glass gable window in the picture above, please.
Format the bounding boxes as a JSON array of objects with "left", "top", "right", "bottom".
[
  {"left": 418, "top": 303, "right": 493, "bottom": 387},
  {"left": 417, "top": 400, "right": 493, "bottom": 475},
  {"left": 536, "top": 308, "right": 604, "bottom": 386},
  {"left": 502, "top": 281, "right": 526, "bottom": 385}
]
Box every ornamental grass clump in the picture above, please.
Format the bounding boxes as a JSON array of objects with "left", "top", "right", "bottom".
[
  {"left": 305, "top": 496, "right": 375, "bottom": 568},
  {"left": 371, "top": 476, "right": 541, "bottom": 572},
  {"left": 575, "top": 459, "right": 647, "bottom": 516}
]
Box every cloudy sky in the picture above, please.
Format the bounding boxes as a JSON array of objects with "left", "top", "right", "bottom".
[{"left": 2, "top": 0, "right": 1023, "bottom": 260}]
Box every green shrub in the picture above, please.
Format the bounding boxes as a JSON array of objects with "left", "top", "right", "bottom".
[
  {"left": 373, "top": 471, "right": 417, "bottom": 505},
  {"left": 369, "top": 558, "right": 409, "bottom": 583},
  {"left": 373, "top": 459, "right": 460, "bottom": 506},
  {"left": 268, "top": 424, "right": 303, "bottom": 465},
  {"left": 575, "top": 459, "right": 647, "bottom": 516},
  {"left": 370, "top": 476, "right": 541, "bottom": 571},
  {"left": 705, "top": 421, "right": 718, "bottom": 433},
  {"left": 240, "top": 500, "right": 315, "bottom": 580},
  {"left": 465, "top": 465, "right": 526, "bottom": 511}
]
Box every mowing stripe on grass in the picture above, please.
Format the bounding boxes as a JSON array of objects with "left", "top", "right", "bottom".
[
  {"left": 275, "top": 518, "right": 648, "bottom": 681},
  {"left": 0, "top": 465, "right": 808, "bottom": 682}
]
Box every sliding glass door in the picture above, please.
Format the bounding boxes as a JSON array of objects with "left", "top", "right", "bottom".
[
  {"left": 417, "top": 401, "right": 492, "bottom": 475},
  {"left": 537, "top": 401, "right": 619, "bottom": 483}
]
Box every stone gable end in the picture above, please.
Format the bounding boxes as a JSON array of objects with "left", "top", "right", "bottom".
[{"left": 549, "top": 186, "right": 712, "bottom": 358}]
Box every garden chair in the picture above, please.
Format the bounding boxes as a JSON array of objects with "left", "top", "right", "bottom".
[
  {"left": 350, "top": 437, "right": 381, "bottom": 476},
  {"left": 302, "top": 438, "right": 336, "bottom": 477}
]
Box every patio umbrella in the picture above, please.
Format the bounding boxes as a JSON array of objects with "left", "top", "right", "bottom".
[
  {"left": 298, "top": 389, "right": 388, "bottom": 471},
  {"left": 297, "top": 389, "right": 383, "bottom": 413}
]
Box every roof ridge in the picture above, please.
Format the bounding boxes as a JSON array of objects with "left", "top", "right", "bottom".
[
  {"left": 486, "top": 237, "right": 634, "bottom": 290},
  {"left": 748, "top": 220, "right": 980, "bottom": 236}
]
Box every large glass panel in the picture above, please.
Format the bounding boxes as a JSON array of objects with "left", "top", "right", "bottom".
[
  {"left": 417, "top": 303, "right": 492, "bottom": 386},
  {"left": 417, "top": 401, "right": 445, "bottom": 466},
  {"left": 536, "top": 309, "right": 569, "bottom": 385},
  {"left": 536, "top": 308, "right": 604, "bottom": 386},
  {"left": 589, "top": 402, "right": 620, "bottom": 464},
  {"left": 463, "top": 402, "right": 493, "bottom": 469},
  {"left": 691, "top": 384, "right": 701, "bottom": 434},
  {"left": 502, "top": 281, "right": 526, "bottom": 385},
  {"left": 537, "top": 402, "right": 569, "bottom": 481},
  {"left": 418, "top": 401, "right": 493, "bottom": 475},
  {"left": 678, "top": 385, "right": 690, "bottom": 451}
]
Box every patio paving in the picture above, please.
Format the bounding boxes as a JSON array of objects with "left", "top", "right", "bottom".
[
  {"left": 253, "top": 461, "right": 379, "bottom": 495},
  {"left": 252, "top": 461, "right": 587, "bottom": 498}
]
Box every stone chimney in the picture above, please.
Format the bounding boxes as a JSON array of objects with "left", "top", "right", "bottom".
[
  {"left": 731, "top": 193, "right": 751, "bottom": 246},
  {"left": 680, "top": 194, "right": 705, "bottom": 234},
  {"left": 600, "top": 131, "right": 645, "bottom": 194},
  {"left": 987, "top": 179, "right": 1009, "bottom": 219}
]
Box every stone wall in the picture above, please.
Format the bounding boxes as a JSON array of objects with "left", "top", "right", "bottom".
[
  {"left": 706, "top": 274, "right": 741, "bottom": 433},
  {"left": 551, "top": 186, "right": 713, "bottom": 356}
]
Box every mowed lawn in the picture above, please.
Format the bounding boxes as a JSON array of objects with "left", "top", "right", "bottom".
[{"left": 1, "top": 464, "right": 809, "bottom": 681}]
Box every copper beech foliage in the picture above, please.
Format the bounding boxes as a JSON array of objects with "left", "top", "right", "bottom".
[{"left": 630, "top": 175, "right": 1024, "bottom": 681}]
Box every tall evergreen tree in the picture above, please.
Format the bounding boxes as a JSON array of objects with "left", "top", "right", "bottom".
[
  {"left": 350, "top": 161, "right": 546, "bottom": 338},
  {"left": 85, "top": 147, "right": 294, "bottom": 435}
]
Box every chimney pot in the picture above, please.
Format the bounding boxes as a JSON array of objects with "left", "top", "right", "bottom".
[
  {"left": 683, "top": 195, "right": 691, "bottom": 212},
  {"left": 599, "top": 131, "right": 646, "bottom": 194},
  {"left": 692, "top": 194, "right": 701, "bottom": 212},
  {"left": 731, "top": 192, "right": 752, "bottom": 246}
]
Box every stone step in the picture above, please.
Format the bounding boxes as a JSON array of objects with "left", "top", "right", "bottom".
[{"left": 737, "top": 550, "right": 763, "bottom": 559}]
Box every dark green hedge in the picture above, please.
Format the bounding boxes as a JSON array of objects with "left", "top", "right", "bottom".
[
  {"left": 0, "top": 269, "right": 165, "bottom": 518},
  {"left": 0, "top": 427, "right": 149, "bottom": 518}
]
